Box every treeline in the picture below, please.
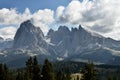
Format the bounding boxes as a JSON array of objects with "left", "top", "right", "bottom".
[
  {"left": 15, "top": 56, "right": 71, "bottom": 80},
  {"left": 0, "top": 56, "right": 71, "bottom": 80},
  {"left": 0, "top": 56, "right": 119, "bottom": 80},
  {"left": 54, "top": 61, "right": 120, "bottom": 80}
]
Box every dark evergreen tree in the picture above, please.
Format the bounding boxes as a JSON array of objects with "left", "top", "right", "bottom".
[
  {"left": 81, "top": 62, "right": 97, "bottom": 80},
  {"left": 107, "top": 77, "right": 112, "bottom": 80},
  {"left": 113, "top": 74, "right": 118, "bottom": 80},
  {"left": 32, "top": 56, "right": 41, "bottom": 80},
  {"left": 107, "top": 74, "right": 118, "bottom": 80},
  {"left": 25, "top": 57, "right": 33, "bottom": 80},
  {"left": 77, "top": 75, "right": 79, "bottom": 80},
  {"left": 3, "top": 64, "right": 9, "bottom": 80},
  {"left": 0, "top": 64, "right": 4, "bottom": 80},
  {"left": 66, "top": 67, "right": 71, "bottom": 80},
  {"left": 41, "top": 59, "right": 55, "bottom": 80},
  {"left": 56, "top": 70, "right": 66, "bottom": 80},
  {"left": 16, "top": 71, "right": 24, "bottom": 80},
  {"left": 0, "top": 64, "right": 9, "bottom": 80}
]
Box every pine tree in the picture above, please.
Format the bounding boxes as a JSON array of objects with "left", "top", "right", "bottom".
[
  {"left": 16, "top": 71, "right": 24, "bottom": 80},
  {"left": 113, "top": 74, "right": 118, "bottom": 80},
  {"left": 32, "top": 56, "right": 41, "bottom": 80},
  {"left": 56, "top": 70, "right": 66, "bottom": 80},
  {"left": 81, "top": 62, "right": 97, "bottom": 80},
  {"left": 107, "top": 74, "right": 118, "bottom": 80},
  {"left": 41, "top": 59, "right": 55, "bottom": 80},
  {"left": 77, "top": 75, "right": 79, "bottom": 80},
  {"left": 107, "top": 77, "right": 112, "bottom": 80},
  {"left": 66, "top": 67, "right": 71, "bottom": 80},
  {"left": 3, "top": 64, "right": 9, "bottom": 80},
  {"left": 0, "top": 64, "right": 9, "bottom": 80},
  {"left": 0, "top": 64, "right": 4, "bottom": 80},
  {"left": 25, "top": 57, "right": 33, "bottom": 80}
]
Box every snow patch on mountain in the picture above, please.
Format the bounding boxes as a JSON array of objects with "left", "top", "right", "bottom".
[{"left": 103, "top": 47, "right": 120, "bottom": 56}]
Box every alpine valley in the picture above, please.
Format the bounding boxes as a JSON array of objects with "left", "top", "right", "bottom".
[{"left": 1, "top": 20, "right": 120, "bottom": 67}]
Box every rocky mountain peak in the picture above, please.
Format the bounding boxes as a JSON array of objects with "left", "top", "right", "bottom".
[
  {"left": 20, "top": 20, "right": 34, "bottom": 29},
  {"left": 47, "top": 29, "right": 54, "bottom": 36},
  {"left": 0, "top": 36, "right": 4, "bottom": 41},
  {"left": 71, "top": 27, "right": 78, "bottom": 32},
  {"left": 5, "top": 22, "right": 120, "bottom": 65},
  {"left": 57, "top": 26, "right": 70, "bottom": 36},
  {"left": 13, "top": 20, "right": 45, "bottom": 49},
  {"left": 78, "top": 25, "right": 83, "bottom": 30},
  {"left": 58, "top": 26, "right": 70, "bottom": 32}
]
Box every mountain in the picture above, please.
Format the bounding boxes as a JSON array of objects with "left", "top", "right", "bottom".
[
  {"left": 0, "top": 36, "right": 4, "bottom": 41},
  {"left": 0, "top": 20, "right": 54, "bottom": 67},
  {"left": 0, "top": 36, "right": 13, "bottom": 50},
  {"left": 13, "top": 20, "right": 45, "bottom": 49},
  {"left": 47, "top": 25, "right": 120, "bottom": 64},
  {"left": 12, "top": 20, "right": 52, "bottom": 56},
  {"left": 0, "top": 20, "right": 120, "bottom": 67}
]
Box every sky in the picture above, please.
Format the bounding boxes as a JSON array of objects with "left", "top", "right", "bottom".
[
  {"left": 0, "top": 0, "right": 73, "bottom": 13},
  {"left": 0, "top": 0, "right": 120, "bottom": 40}
]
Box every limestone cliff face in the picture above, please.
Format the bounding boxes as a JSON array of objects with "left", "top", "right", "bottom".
[
  {"left": 2, "top": 20, "right": 120, "bottom": 65},
  {"left": 13, "top": 20, "right": 45, "bottom": 49}
]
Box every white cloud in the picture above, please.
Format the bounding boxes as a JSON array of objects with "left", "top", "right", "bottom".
[
  {"left": 32, "top": 9, "right": 54, "bottom": 33},
  {"left": 0, "top": 26, "right": 17, "bottom": 39},
  {"left": 56, "top": 0, "right": 93, "bottom": 24},
  {"left": 0, "top": 8, "right": 54, "bottom": 38},
  {"left": 0, "top": 8, "right": 20, "bottom": 25},
  {"left": 0, "top": 8, "right": 32, "bottom": 25},
  {"left": 56, "top": 0, "right": 120, "bottom": 40},
  {"left": 1, "top": 0, "right": 120, "bottom": 40},
  {"left": 56, "top": 6, "right": 65, "bottom": 22}
]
